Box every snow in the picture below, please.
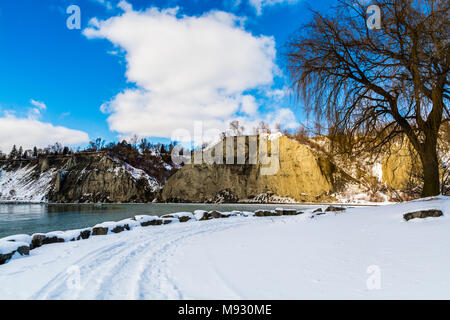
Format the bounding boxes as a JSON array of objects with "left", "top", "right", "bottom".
[
  {"left": 193, "top": 210, "right": 208, "bottom": 220},
  {"left": 134, "top": 215, "right": 161, "bottom": 222},
  {"left": 0, "top": 240, "right": 29, "bottom": 255},
  {"left": 0, "top": 196, "right": 449, "bottom": 299},
  {"left": 372, "top": 162, "right": 383, "bottom": 182},
  {"left": 260, "top": 132, "right": 283, "bottom": 141},
  {"left": 43, "top": 229, "right": 91, "bottom": 242},
  {"left": 162, "top": 212, "right": 196, "bottom": 220},
  {"left": 0, "top": 165, "right": 55, "bottom": 202},
  {"left": 0, "top": 234, "right": 32, "bottom": 244},
  {"left": 112, "top": 160, "right": 161, "bottom": 192},
  {"left": 92, "top": 219, "right": 140, "bottom": 234},
  {"left": 334, "top": 183, "right": 392, "bottom": 204}
]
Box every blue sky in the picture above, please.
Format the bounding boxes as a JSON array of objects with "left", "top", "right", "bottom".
[{"left": 0, "top": 0, "right": 336, "bottom": 152}]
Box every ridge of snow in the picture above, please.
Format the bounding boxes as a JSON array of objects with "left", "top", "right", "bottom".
[{"left": 0, "top": 240, "right": 29, "bottom": 255}]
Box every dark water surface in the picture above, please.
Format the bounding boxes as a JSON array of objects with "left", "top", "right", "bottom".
[{"left": 0, "top": 203, "right": 319, "bottom": 238}]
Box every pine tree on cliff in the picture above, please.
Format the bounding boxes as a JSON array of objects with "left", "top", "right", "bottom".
[{"left": 8, "top": 145, "right": 18, "bottom": 160}]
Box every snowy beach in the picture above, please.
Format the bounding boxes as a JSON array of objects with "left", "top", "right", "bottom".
[{"left": 0, "top": 196, "right": 449, "bottom": 300}]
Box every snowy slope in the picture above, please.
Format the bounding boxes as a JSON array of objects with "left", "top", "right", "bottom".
[
  {"left": 0, "top": 165, "right": 55, "bottom": 202},
  {"left": 112, "top": 161, "right": 161, "bottom": 192},
  {"left": 0, "top": 197, "right": 448, "bottom": 299},
  {"left": 0, "top": 156, "right": 162, "bottom": 203}
]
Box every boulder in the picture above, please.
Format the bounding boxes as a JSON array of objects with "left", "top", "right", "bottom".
[
  {"left": 141, "top": 219, "right": 164, "bottom": 227},
  {"left": 403, "top": 210, "right": 443, "bottom": 221},
  {"left": 194, "top": 210, "right": 209, "bottom": 221},
  {"left": 313, "top": 208, "right": 323, "bottom": 213},
  {"left": 209, "top": 211, "right": 230, "bottom": 219},
  {"left": 179, "top": 216, "right": 192, "bottom": 223},
  {"left": 274, "top": 209, "right": 284, "bottom": 216},
  {"left": 92, "top": 227, "right": 109, "bottom": 236},
  {"left": 325, "top": 206, "right": 346, "bottom": 212},
  {"left": 0, "top": 241, "right": 30, "bottom": 265},
  {"left": 161, "top": 213, "right": 194, "bottom": 222},
  {"left": 42, "top": 236, "right": 65, "bottom": 245},
  {"left": 0, "top": 252, "right": 14, "bottom": 265},
  {"left": 111, "top": 225, "right": 130, "bottom": 234},
  {"left": 254, "top": 210, "right": 277, "bottom": 217},
  {"left": 77, "top": 230, "right": 91, "bottom": 240},
  {"left": 16, "top": 246, "right": 30, "bottom": 256},
  {"left": 30, "top": 234, "right": 46, "bottom": 249},
  {"left": 275, "top": 208, "right": 302, "bottom": 216}
]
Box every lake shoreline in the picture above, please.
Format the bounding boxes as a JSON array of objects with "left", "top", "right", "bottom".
[
  {"left": 0, "top": 200, "right": 383, "bottom": 206},
  {"left": 1, "top": 205, "right": 349, "bottom": 265}
]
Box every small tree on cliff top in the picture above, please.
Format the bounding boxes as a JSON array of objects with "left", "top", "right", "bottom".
[{"left": 286, "top": 0, "right": 449, "bottom": 197}]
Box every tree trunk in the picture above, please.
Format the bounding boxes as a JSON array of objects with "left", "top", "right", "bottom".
[{"left": 420, "top": 142, "right": 441, "bottom": 197}]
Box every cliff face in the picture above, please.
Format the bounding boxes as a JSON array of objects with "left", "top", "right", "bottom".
[
  {"left": 162, "top": 134, "right": 450, "bottom": 203},
  {"left": 382, "top": 143, "right": 422, "bottom": 192},
  {"left": 0, "top": 153, "right": 162, "bottom": 203},
  {"left": 48, "top": 153, "right": 160, "bottom": 203},
  {"left": 161, "top": 136, "right": 353, "bottom": 203}
]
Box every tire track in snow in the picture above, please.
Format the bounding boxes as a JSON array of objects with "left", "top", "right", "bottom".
[
  {"left": 31, "top": 217, "right": 256, "bottom": 299},
  {"left": 32, "top": 240, "right": 141, "bottom": 299}
]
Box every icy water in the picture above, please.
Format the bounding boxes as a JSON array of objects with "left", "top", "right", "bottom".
[{"left": 0, "top": 203, "right": 319, "bottom": 238}]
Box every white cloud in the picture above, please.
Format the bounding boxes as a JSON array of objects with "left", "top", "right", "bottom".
[
  {"left": 234, "top": 107, "right": 298, "bottom": 134},
  {"left": 84, "top": 4, "right": 279, "bottom": 139},
  {"left": 0, "top": 114, "right": 90, "bottom": 153},
  {"left": 266, "top": 86, "right": 290, "bottom": 100},
  {"left": 28, "top": 99, "right": 47, "bottom": 120},
  {"left": 240, "top": 95, "right": 258, "bottom": 115},
  {"left": 30, "top": 99, "right": 47, "bottom": 110},
  {"left": 93, "top": 0, "right": 113, "bottom": 10},
  {"left": 249, "top": 0, "right": 301, "bottom": 15}
]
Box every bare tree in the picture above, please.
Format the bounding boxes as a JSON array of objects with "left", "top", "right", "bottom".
[
  {"left": 229, "top": 120, "right": 245, "bottom": 136},
  {"left": 253, "top": 121, "right": 271, "bottom": 135},
  {"left": 286, "top": 0, "right": 449, "bottom": 197}
]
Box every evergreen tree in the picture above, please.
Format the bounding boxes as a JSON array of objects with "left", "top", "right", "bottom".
[{"left": 9, "top": 145, "right": 17, "bottom": 160}]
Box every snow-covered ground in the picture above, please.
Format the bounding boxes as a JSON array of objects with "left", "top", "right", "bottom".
[{"left": 0, "top": 197, "right": 449, "bottom": 300}]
